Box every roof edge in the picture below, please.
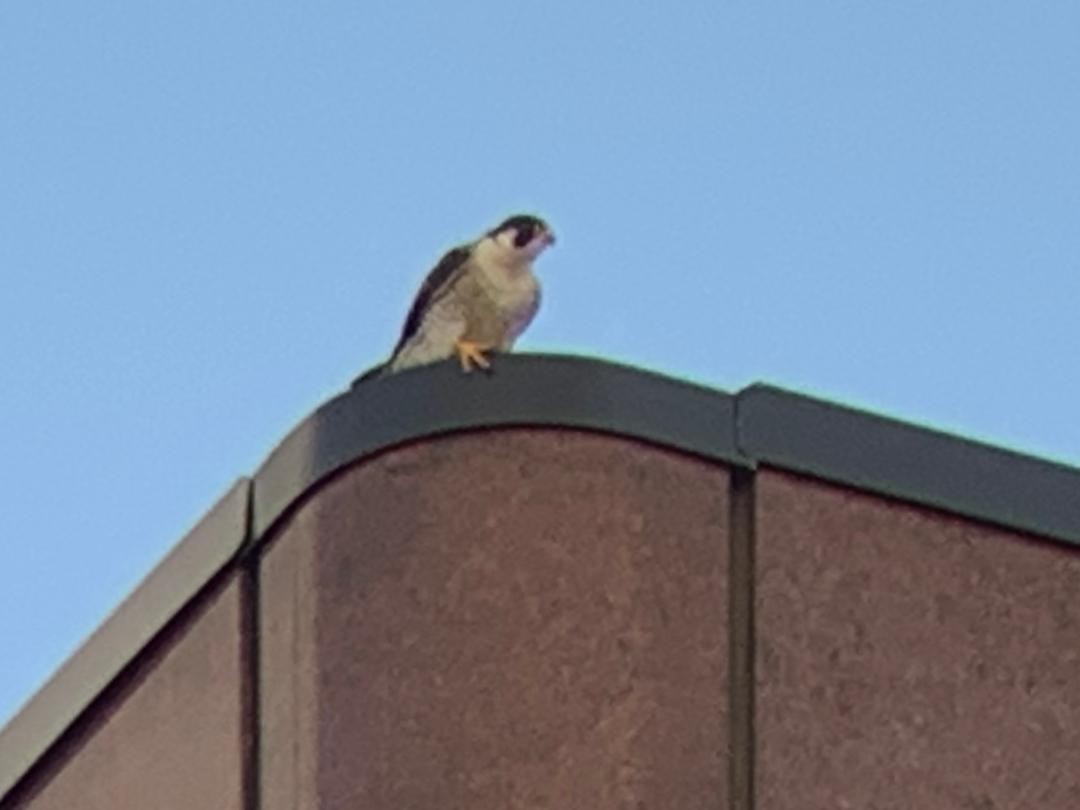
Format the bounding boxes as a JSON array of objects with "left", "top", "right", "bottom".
[
  {"left": 251, "top": 353, "right": 746, "bottom": 539},
  {"left": 736, "top": 384, "right": 1080, "bottom": 545},
  {"left": 253, "top": 355, "right": 1080, "bottom": 547},
  {"left": 5, "top": 355, "right": 1080, "bottom": 802},
  {"left": 0, "top": 478, "right": 252, "bottom": 803}
]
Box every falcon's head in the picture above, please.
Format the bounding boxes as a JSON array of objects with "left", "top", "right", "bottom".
[{"left": 487, "top": 214, "right": 556, "bottom": 261}]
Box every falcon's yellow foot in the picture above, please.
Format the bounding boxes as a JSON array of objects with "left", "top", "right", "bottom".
[{"left": 454, "top": 340, "right": 493, "bottom": 373}]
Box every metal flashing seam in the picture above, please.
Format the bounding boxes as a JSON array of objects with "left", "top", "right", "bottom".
[
  {"left": 251, "top": 354, "right": 746, "bottom": 539},
  {"left": 253, "top": 357, "right": 1080, "bottom": 548},
  {"left": 736, "top": 384, "right": 1080, "bottom": 546}
]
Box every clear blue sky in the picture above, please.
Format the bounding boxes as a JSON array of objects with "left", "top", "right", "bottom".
[{"left": 2, "top": 2, "right": 1078, "bottom": 725}]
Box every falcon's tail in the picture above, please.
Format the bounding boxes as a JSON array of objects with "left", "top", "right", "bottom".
[{"left": 350, "top": 361, "right": 388, "bottom": 388}]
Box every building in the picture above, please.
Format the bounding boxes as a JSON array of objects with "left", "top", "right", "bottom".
[{"left": 1, "top": 355, "right": 1078, "bottom": 808}]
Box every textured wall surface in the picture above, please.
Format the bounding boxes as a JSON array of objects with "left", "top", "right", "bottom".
[
  {"left": 755, "top": 469, "right": 1080, "bottom": 810},
  {"left": 13, "top": 575, "right": 248, "bottom": 810},
  {"left": 9, "top": 363, "right": 1080, "bottom": 810},
  {"left": 260, "top": 429, "right": 731, "bottom": 810}
]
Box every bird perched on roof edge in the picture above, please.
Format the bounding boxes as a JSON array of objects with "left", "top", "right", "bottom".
[{"left": 356, "top": 214, "right": 555, "bottom": 382}]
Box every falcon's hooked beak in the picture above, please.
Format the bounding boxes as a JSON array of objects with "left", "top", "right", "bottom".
[{"left": 539, "top": 228, "right": 556, "bottom": 246}]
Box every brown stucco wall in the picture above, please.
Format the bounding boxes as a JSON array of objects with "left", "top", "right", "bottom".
[
  {"left": 259, "top": 429, "right": 731, "bottom": 810},
  {"left": 7, "top": 377, "right": 1080, "bottom": 810},
  {"left": 10, "top": 574, "right": 249, "bottom": 810},
  {"left": 755, "top": 469, "right": 1080, "bottom": 809}
]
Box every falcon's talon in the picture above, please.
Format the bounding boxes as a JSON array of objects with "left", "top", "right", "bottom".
[{"left": 455, "top": 340, "right": 492, "bottom": 373}]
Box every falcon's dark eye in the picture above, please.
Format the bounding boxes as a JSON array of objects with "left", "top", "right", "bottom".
[{"left": 512, "top": 225, "right": 536, "bottom": 248}]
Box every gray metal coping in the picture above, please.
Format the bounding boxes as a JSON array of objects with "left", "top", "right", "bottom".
[
  {"left": 4, "top": 353, "right": 1080, "bottom": 803},
  {"left": 251, "top": 353, "right": 744, "bottom": 538},
  {"left": 0, "top": 479, "right": 251, "bottom": 803},
  {"left": 737, "top": 384, "right": 1080, "bottom": 545}
]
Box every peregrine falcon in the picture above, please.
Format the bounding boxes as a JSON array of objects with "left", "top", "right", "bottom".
[{"left": 360, "top": 214, "right": 555, "bottom": 379}]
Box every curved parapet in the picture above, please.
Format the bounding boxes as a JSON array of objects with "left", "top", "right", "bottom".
[{"left": 3, "top": 354, "right": 1079, "bottom": 809}]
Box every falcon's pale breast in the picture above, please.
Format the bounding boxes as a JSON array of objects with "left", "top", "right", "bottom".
[{"left": 473, "top": 257, "right": 541, "bottom": 349}]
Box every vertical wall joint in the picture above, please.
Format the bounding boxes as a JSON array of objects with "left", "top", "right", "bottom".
[
  {"left": 240, "top": 494, "right": 262, "bottom": 810},
  {"left": 729, "top": 468, "right": 756, "bottom": 810}
]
